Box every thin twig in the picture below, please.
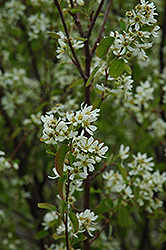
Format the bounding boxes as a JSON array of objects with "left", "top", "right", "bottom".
[
  {"left": 89, "top": 217, "right": 110, "bottom": 245},
  {"left": 90, "top": 163, "right": 107, "bottom": 180},
  {"left": 86, "top": 0, "right": 106, "bottom": 38},
  {"left": 54, "top": 0, "right": 87, "bottom": 81},
  {"left": 91, "top": 0, "right": 113, "bottom": 56},
  {"left": 10, "top": 129, "right": 36, "bottom": 159},
  {"left": 68, "top": 11, "right": 84, "bottom": 37}
]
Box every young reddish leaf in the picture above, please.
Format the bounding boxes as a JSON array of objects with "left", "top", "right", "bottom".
[
  {"left": 96, "top": 37, "right": 115, "bottom": 58},
  {"left": 57, "top": 176, "right": 67, "bottom": 200},
  {"left": 69, "top": 212, "right": 79, "bottom": 233},
  {"left": 55, "top": 144, "right": 69, "bottom": 177},
  {"left": 37, "top": 202, "right": 56, "bottom": 211},
  {"left": 85, "top": 66, "right": 100, "bottom": 87},
  {"left": 109, "top": 59, "right": 125, "bottom": 78}
]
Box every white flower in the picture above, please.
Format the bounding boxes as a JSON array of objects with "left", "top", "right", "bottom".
[
  {"left": 119, "top": 144, "right": 130, "bottom": 160},
  {"left": 42, "top": 211, "right": 58, "bottom": 230},
  {"left": 76, "top": 0, "right": 84, "bottom": 6},
  {"left": 67, "top": 164, "right": 88, "bottom": 180},
  {"left": 48, "top": 167, "right": 60, "bottom": 179},
  {"left": 74, "top": 154, "right": 96, "bottom": 173},
  {"left": 76, "top": 209, "right": 98, "bottom": 236}
]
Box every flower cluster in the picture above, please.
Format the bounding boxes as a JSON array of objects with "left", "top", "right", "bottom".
[
  {"left": 0, "top": 151, "right": 19, "bottom": 173},
  {"left": 122, "top": 80, "right": 154, "bottom": 123},
  {"left": 56, "top": 31, "right": 84, "bottom": 59},
  {"left": 56, "top": 209, "right": 98, "bottom": 237},
  {"left": 41, "top": 103, "right": 108, "bottom": 204},
  {"left": 96, "top": 74, "right": 134, "bottom": 99},
  {"left": 41, "top": 103, "right": 100, "bottom": 144},
  {"left": 76, "top": 209, "right": 98, "bottom": 236},
  {"left": 27, "top": 13, "right": 50, "bottom": 40},
  {"left": 103, "top": 145, "right": 166, "bottom": 212},
  {"left": 0, "top": 68, "right": 40, "bottom": 118},
  {"left": 109, "top": 0, "right": 160, "bottom": 61}
]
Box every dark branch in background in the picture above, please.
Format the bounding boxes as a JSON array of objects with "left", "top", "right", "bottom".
[
  {"left": 159, "top": 0, "right": 166, "bottom": 123},
  {"left": 54, "top": 0, "right": 87, "bottom": 81},
  {"left": 0, "top": 200, "right": 33, "bottom": 223},
  {"left": 159, "top": 0, "right": 166, "bottom": 74},
  {"left": 0, "top": 0, "right": 8, "bottom": 6},
  {"left": 160, "top": 2, "right": 166, "bottom": 250},
  {"left": 91, "top": 0, "right": 113, "bottom": 56}
]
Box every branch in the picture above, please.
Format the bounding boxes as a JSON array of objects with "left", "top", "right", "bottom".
[
  {"left": 54, "top": 0, "right": 87, "bottom": 81},
  {"left": 68, "top": 11, "right": 84, "bottom": 37},
  {"left": 86, "top": 0, "right": 106, "bottom": 38},
  {"left": 159, "top": 0, "right": 166, "bottom": 74},
  {"left": 91, "top": 0, "right": 113, "bottom": 56},
  {"left": 89, "top": 217, "right": 110, "bottom": 245},
  {"left": 90, "top": 163, "right": 107, "bottom": 180}
]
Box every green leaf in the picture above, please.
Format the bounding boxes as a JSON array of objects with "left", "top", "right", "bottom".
[
  {"left": 47, "top": 31, "right": 60, "bottom": 39},
  {"left": 46, "top": 149, "right": 56, "bottom": 156},
  {"left": 55, "top": 144, "right": 69, "bottom": 177},
  {"left": 74, "top": 37, "right": 87, "bottom": 42},
  {"left": 109, "top": 59, "right": 125, "bottom": 78},
  {"left": 124, "top": 64, "right": 132, "bottom": 75},
  {"left": 68, "top": 8, "right": 82, "bottom": 14},
  {"left": 69, "top": 79, "right": 84, "bottom": 88},
  {"left": 60, "top": 200, "right": 68, "bottom": 216},
  {"left": 63, "top": 8, "right": 82, "bottom": 15},
  {"left": 119, "top": 18, "right": 126, "bottom": 31},
  {"left": 96, "top": 37, "right": 115, "bottom": 58},
  {"left": 85, "top": 66, "right": 100, "bottom": 87},
  {"left": 37, "top": 203, "right": 56, "bottom": 211},
  {"left": 92, "top": 98, "right": 102, "bottom": 109},
  {"left": 72, "top": 233, "right": 87, "bottom": 245},
  {"left": 11, "top": 127, "right": 22, "bottom": 139},
  {"left": 90, "top": 187, "right": 102, "bottom": 194},
  {"left": 57, "top": 176, "right": 67, "bottom": 200},
  {"left": 35, "top": 101, "right": 48, "bottom": 113},
  {"left": 69, "top": 212, "right": 79, "bottom": 233},
  {"left": 104, "top": 198, "right": 114, "bottom": 209},
  {"left": 118, "top": 164, "right": 127, "bottom": 180},
  {"left": 118, "top": 206, "right": 130, "bottom": 227},
  {"left": 36, "top": 230, "right": 49, "bottom": 239},
  {"left": 94, "top": 200, "right": 110, "bottom": 215},
  {"left": 52, "top": 233, "right": 65, "bottom": 240}
]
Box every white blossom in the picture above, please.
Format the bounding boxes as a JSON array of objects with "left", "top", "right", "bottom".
[{"left": 76, "top": 209, "right": 98, "bottom": 236}]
